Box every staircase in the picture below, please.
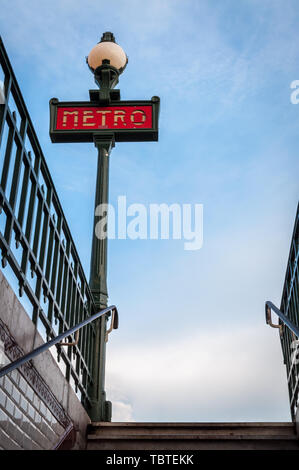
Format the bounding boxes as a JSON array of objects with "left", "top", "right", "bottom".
[{"left": 86, "top": 422, "right": 299, "bottom": 450}]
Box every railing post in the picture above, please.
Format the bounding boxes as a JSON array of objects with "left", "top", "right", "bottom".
[{"left": 88, "top": 133, "right": 115, "bottom": 422}]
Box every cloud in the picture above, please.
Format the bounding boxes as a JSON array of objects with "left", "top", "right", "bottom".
[
  {"left": 112, "top": 401, "right": 134, "bottom": 422},
  {"left": 106, "top": 324, "right": 290, "bottom": 422},
  {"left": 105, "top": 376, "right": 134, "bottom": 421}
]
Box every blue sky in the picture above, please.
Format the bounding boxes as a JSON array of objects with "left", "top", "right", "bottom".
[{"left": 0, "top": 0, "right": 298, "bottom": 422}]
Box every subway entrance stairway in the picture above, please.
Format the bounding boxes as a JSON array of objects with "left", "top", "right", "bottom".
[
  {"left": 0, "top": 37, "right": 298, "bottom": 451},
  {"left": 86, "top": 422, "right": 299, "bottom": 451}
]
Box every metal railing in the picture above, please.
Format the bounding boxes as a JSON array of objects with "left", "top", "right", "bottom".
[
  {"left": 0, "top": 305, "right": 118, "bottom": 379},
  {"left": 266, "top": 203, "right": 299, "bottom": 420},
  {"left": 0, "top": 37, "right": 104, "bottom": 408},
  {"left": 266, "top": 301, "right": 299, "bottom": 337}
]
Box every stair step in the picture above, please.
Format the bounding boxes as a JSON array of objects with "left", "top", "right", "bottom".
[{"left": 87, "top": 422, "right": 299, "bottom": 450}]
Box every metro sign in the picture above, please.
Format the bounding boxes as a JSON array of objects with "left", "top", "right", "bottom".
[{"left": 49, "top": 97, "right": 160, "bottom": 143}]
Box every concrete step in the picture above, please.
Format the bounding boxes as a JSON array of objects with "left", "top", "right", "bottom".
[{"left": 87, "top": 422, "right": 299, "bottom": 450}]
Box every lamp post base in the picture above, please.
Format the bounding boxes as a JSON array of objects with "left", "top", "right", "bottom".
[{"left": 89, "top": 394, "right": 112, "bottom": 422}]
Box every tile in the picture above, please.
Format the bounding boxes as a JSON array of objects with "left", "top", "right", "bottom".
[
  {"left": 19, "top": 376, "right": 28, "bottom": 395},
  {"left": 11, "top": 385, "right": 20, "bottom": 405},
  {"left": 20, "top": 414, "right": 31, "bottom": 435},
  {"left": 22, "top": 431, "right": 34, "bottom": 450},
  {"left": 3, "top": 376, "right": 13, "bottom": 395},
  {"left": 34, "top": 411, "right": 42, "bottom": 426},
  {"left": 5, "top": 396, "right": 14, "bottom": 418},
  {"left": 40, "top": 418, "right": 50, "bottom": 436},
  {"left": 20, "top": 395, "right": 28, "bottom": 413},
  {"left": 25, "top": 385, "right": 34, "bottom": 402},
  {"left": 39, "top": 433, "right": 50, "bottom": 450},
  {"left": 13, "top": 405, "right": 22, "bottom": 425},
  {"left": 7, "top": 418, "right": 24, "bottom": 447},
  {"left": 30, "top": 440, "right": 41, "bottom": 451},
  {"left": 41, "top": 418, "right": 56, "bottom": 443},
  {"left": 33, "top": 394, "right": 40, "bottom": 410},
  {"left": 10, "top": 369, "right": 19, "bottom": 386},
  {"left": 39, "top": 401, "right": 47, "bottom": 419},
  {"left": 52, "top": 421, "right": 64, "bottom": 436},
  {"left": 0, "top": 427, "right": 22, "bottom": 450},
  {"left": 0, "top": 389, "right": 6, "bottom": 408},
  {"left": 32, "top": 426, "right": 47, "bottom": 449},
  {"left": 27, "top": 403, "right": 35, "bottom": 421},
  {"left": 45, "top": 408, "right": 53, "bottom": 424},
  {"left": 0, "top": 408, "right": 9, "bottom": 433}
]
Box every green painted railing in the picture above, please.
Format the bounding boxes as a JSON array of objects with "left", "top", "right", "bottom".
[
  {"left": 0, "top": 37, "right": 101, "bottom": 410},
  {"left": 266, "top": 203, "right": 299, "bottom": 420},
  {"left": 279, "top": 203, "right": 299, "bottom": 420}
]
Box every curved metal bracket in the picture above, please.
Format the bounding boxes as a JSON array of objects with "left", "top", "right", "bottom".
[
  {"left": 265, "top": 304, "right": 283, "bottom": 336},
  {"left": 265, "top": 301, "right": 299, "bottom": 338},
  {"left": 60, "top": 330, "right": 80, "bottom": 347},
  {"left": 105, "top": 308, "right": 119, "bottom": 343}
]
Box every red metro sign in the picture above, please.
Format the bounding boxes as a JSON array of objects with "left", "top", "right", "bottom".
[
  {"left": 56, "top": 105, "right": 152, "bottom": 130},
  {"left": 49, "top": 97, "right": 160, "bottom": 143}
]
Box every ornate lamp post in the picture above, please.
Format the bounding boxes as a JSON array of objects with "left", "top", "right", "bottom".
[
  {"left": 87, "top": 32, "right": 128, "bottom": 312},
  {"left": 86, "top": 33, "right": 128, "bottom": 421},
  {"left": 49, "top": 32, "right": 159, "bottom": 422}
]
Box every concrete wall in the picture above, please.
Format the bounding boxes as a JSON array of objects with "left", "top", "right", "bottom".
[{"left": 0, "top": 269, "right": 90, "bottom": 449}]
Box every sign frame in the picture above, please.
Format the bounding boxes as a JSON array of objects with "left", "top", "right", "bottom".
[{"left": 49, "top": 96, "right": 160, "bottom": 143}]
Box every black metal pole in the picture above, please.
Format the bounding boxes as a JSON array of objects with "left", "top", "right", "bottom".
[{"left": 88, "top": 133, "right": 115, "bottom": 422}]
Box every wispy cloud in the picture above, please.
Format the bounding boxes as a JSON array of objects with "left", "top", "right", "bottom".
[{"left": 106, "top": 324, "right": 290, "bottom": 422}]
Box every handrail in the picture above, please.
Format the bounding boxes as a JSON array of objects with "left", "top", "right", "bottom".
[
  {"left": 265, "top": 301, "right": 299, "bottom": 338},
  {"left": 0, "top": 305, "right": 118, "bottom": 379}
]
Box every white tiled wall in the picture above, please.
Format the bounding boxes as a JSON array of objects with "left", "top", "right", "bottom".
[{"left": 0, "top": 351, "right": 65, "bottom": 450}]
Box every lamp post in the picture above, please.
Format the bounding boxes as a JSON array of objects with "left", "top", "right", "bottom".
[
  {"left": 87, "top": 32, "right": 127, "bottom": 311},
  {"left": 87, "top": 32, "right": 127, "bottom": 421},
  {"left": 49, "top": 32, "right": 159, "bottom": 422}
]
